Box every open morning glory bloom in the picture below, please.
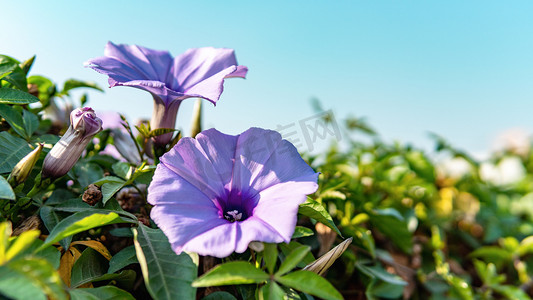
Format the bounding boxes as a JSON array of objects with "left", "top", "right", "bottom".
[
  {"left": 147, "top": 128, "right": 319, "bottom": 258},
  {"left": 85, "top": 42, "right": 248, "bottom": 145}
]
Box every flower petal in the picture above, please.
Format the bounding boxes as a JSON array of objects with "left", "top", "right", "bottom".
[
  {"left": 151, "top": 204, "right": 226, "bottom": 255},
  {"left": 253, "top": 179, "right": 319, "bottom": 243},
  {"left": 169, "top": 47, "right": 248, "bottom": 104},
  {"left": 183, "top": 222, "right": 238, "bottom": 257},
  {"left": 103, "top": 41, "right": 173, "bottom": 82},
  {"left": 234, "top": 217, "right": 286, "bottom": 253},
  {"left": 148, "top": 164, "right": 228, "bottom": 254},
  {"left": 159, "top": 136, "right": 228, "bottom": 200},
  {"left": 231, "top": 128, "right": 317, "bottom": 199},
  {"left": 195, "top": 129, "right": 238, "bottom": 190}
]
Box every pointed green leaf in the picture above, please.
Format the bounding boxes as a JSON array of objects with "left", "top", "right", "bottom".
[
  {"left": 0, "top": 131, "right": 32, "bottom": 173},
  {"left": 39, "top": 211, "right": 125, "bottom": 250},
  {"left": 0, "top": 104, "right": 28, "bottom": 139},
  {"left": 20, "top": 56, "right": 35, "bottom": 75},
  {"left": 22, "top": 109, "right": 38, "bottom": 137},
  {"left": 149, "top": 128, "right": 179, "bottom": 138},
  {"left": 3, "top": 67, "right": 28, "bottom": 91},
  {"left": 192, "top": 261, "right": 269, "bottom": 287},
  {"left": 5, "top": 230, "right": 40, "bottom": 261},
  {"left": 60, "top": 79, "right": 103, "bottom": 95},
  {"left": 133, "top": 224, "right": 198, "bottom": 300},
  {"left": 292, "top": 226, "right": 314, "bottom": 239},
  {"left": 263, "top": 243, "right": 278, "bottom": 274},
  {"left": 0, "top": 57, "right": 17, "bottom": 79},
  {"left": 299, "top": 197, "right": 342, "bottom": 236},
  {"left": 355, "top": 263, "right": 407, "bottom": 286},
  {"left": 0, "top": 176, "right": 15, "bottom": 200},
  {"left": 70, "top": 247, "right": 107, "bottom": 288},
  {"left": 0, "top": 256, "right": 67, "bottom": 300},
  {"left": 0, "top": 87, "right": 38, "bottom": 105},
  {"left": 259, "top": 281, "right": 286, "bottom": 300},
  {"left": 276, "top": 245, "right": 310, "bottom": 276},
  {"left": 108, "top": 245, "right": 137, "bottom": 274},
  {"left": 276, "top": 270, "right": 343, "bottom": 300},
  {"left": 69, "top": 286, "right": 135, "bottom": 300}
]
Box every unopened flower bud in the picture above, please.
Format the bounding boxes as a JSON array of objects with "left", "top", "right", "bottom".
[
  {"left": 8, "top": 143, "right": 44, "bottom": 187},
  {"left": 42, "top": 107, "right": 103, "bottom": 179}
]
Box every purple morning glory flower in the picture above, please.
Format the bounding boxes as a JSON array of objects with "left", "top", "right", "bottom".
[
  {"left": 85, "top": 42, "right": 248, "bottom": 146},
  {"left": 147, "top": 128, "right": 319, "bottom": 258}
]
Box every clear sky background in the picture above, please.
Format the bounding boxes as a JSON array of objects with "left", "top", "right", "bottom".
[{"left": 2, "top": 1, "right": 533, "bottom": 157}]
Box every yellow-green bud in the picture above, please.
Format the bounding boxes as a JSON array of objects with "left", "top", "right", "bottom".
[{"left": 8, "top": 143, "right": 44, "bottom": 187}]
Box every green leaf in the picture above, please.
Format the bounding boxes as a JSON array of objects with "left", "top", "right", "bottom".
[
  {"left": 279, "top": 241, "right": 315, "bottom": 269},
  {"left": 39, "top": 211, "right": 126, "bottom": 250},
  {"left": 0, "top": 268, "right": 45, "bottom": 300},
  {"left": 469, "top": 246, "right": 513, "bottom": 267},
  {"left": 0, "top": 176, "right": 15, "bottom": 200},
  {"left": 299, "top": 197, "right": 342, "bottom": 236},
  {"left": 405, "top": 151, "right": 435, "bottom": 182},
  {"left": 259, "top": 281, "right": 286, "bottom": 300},
  {"left": 355, "top": 263, "right": 407, "bottom": 286},
  {"left": 366, "top": 279, "right": 404, "bottom": 299},
  {"left": 192, "top": 261, "right": 268, "bottom": 287},
  {"left": 518, "top": 235, "right": 533, "bottom": 256},
  {"left": 0, "top": 56, "right": 18, "bottom": 79},
  {"left": 69, "top": 286, "right": 135, "bottom": 300},
  {"left": 133, "top": 224, "right": 198, "bottom": 300},
  {"left": 22, "top": 109, "right": 39, "bottom": 137},
  {"left": 263, "top": 243, "right": 278, "bottom": 274},
  {"left": 70, "top": 247, "right": 107, "bottom": 288},
  {"left": 0, "top": 104, "right": 28, "bottom": 139},
  {"left": 276, "top": 245, "right": 310, "bottom": 276},
  {"left": 3, "top": 67, "right": 28, "bottom": 91},
  {"left": 0, "top": 131, "right": 32, "bottom": 173},
  {"left": 74, "top": 162, "right": 104, "bottom": 188},
  {"left": 492, "top": 285, "right": 530, "bottom": 300},
  {"left": 27, "top": 76, "right": 54, "bottom": 104},
  {"left": 112, "top": 162, "right": 133, "bottom": 180},
  {"left": 149, "top": 128, "right": 179, "bottom": 138},
  {"left": 14, "top": 238, "right": 61, "bottom": 269},
  {"left": 292, "top": 226, "right": 314, "bottom": 239},
  {"left": 93, "top": 176, "right": 126, "bottom": 204},
  {"left": 0, "top": 256, "right": 67, "bottom": 300},
  {"left": 276, "top": 270, "right": 343, "bottom": 300},
  {"left": 5, "top": 230, "right": 40, "bottom": 261},
  {"left": 20, "top": 56, "right": 35, "bottom": 75},
  {"left": 203, "top": 291, "right": 238, "bottom": 300},
  {"left": 108, "top": 245, "right": 137, "bottom": 274},
  {"left": 370, "top": 210, "right": 412, "bottom": 254},
  {"left": 0, "top": 88, "right": 39, "bottom": 105},
  {"left": 60, "top": 79, "right": 103, "bottom": 95}
]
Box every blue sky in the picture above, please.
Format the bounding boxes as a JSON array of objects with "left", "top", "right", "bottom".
[{"left": 2, "top": 1, "right": 533, "bottom": 156}]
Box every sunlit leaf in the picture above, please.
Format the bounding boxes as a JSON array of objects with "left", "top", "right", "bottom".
[
  {"left": 40, "top": 211, "right": 126, "bottom": 250},
  {"left": 133, "top": 224, "right": 198, "bottom": 300},
  {"left": 193, "top": 261, "right": 268, "bottom": 287},
  {"left": 69, "top": 286, "right": 135, "bottom": 300},
  {"left": 0, "top": 88, "right": 39, "bottom": 105},
  {"left": 276, "top": 270, "right": 343, "bottom": 300},
  {"left": 299, "top": 197, "right": 342, "bottom": 236}
]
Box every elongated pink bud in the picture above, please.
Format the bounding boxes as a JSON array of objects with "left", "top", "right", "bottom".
[{"left": 42, "top": 107, "right": 103, "bottom": 179}]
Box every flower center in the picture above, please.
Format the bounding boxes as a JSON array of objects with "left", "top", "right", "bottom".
[{"left": 224, "top": 209, "right": 243, "bottom": 222}]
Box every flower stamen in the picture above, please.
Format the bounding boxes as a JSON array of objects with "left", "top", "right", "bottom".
[{"left": 224, "top": 210, "right": 243, "bottom": 222}]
